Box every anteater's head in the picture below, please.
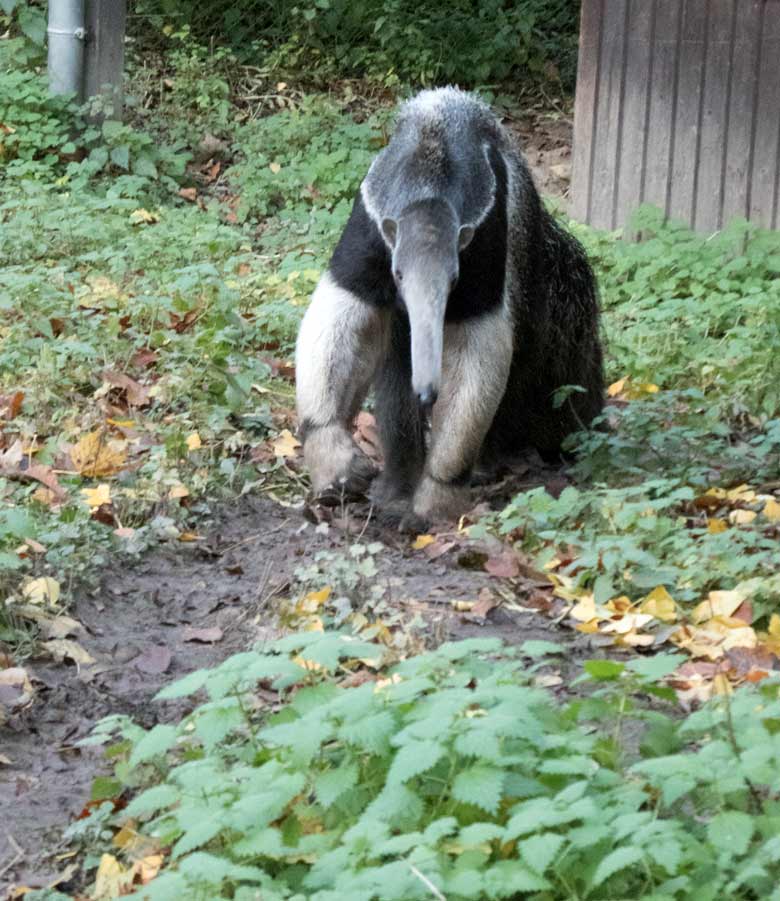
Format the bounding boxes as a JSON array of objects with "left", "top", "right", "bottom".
[{"left": 381, "top": 198, "right": 474, "bottom": 411}]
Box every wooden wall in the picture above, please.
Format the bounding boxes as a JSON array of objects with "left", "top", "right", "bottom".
[{"left": 570, "top": 0, "right": 780, "bottom": 233}]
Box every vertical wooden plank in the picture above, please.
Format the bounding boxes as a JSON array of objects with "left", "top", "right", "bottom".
[
  {"left": 721, "top": 1, "right": 763, "bottom": 226},
  {"left": 694, "top": 0, "right": 737, "bottom": 231},
  {"left": 588, "top": 0, "right": 630, "bottom": 229},
  {"left": 668, "top": 0, "right": 710, "bottom": 226},
  {"left": 642, "top": 0, "right": 684, "bottom": 216},
  {"left": 570, "top": 0, "right": 604, "bottom": 223},
  {"left": 749, "top": 1, "right": 780, "bottom": 227},
  {"left": 83, "top": 0, "right": 127, "bottom": 119},
  {"left": 614, "top": 0, "right": 655, "bottom": 229}
]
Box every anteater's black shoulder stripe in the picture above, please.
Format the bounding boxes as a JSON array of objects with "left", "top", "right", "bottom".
[
  {"left": 445, "top": 144, "right": 508, "bottom": 323},
  {"left": 329, "top": 193, "right": 396, "bottom": 308}
]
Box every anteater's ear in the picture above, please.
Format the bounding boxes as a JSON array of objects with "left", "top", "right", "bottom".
[
  {"left": 381, "top": 217, "right": 398, "bottom": 248},
  {"left": 458, "top": 224, "right": 475, "bottom": 250}
]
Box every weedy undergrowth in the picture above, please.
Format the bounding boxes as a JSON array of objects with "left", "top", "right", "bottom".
[{"left": 76, "top": 635, "right": 780, "bottom": 900}]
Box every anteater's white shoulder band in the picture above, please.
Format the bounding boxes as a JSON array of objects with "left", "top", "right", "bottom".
[{"left": 295, "top": 272, "right": 388, "bottom": 429}]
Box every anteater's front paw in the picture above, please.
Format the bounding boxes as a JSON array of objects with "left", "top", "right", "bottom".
[
  {"left": 398, "top": 510, "right": 431, "bottom": 535},
  {"left": 411, "top": 474, "right": 469, "bottom": 524},
  {"left": 313, "top": 453, "right": 379, "bottom": 506}
]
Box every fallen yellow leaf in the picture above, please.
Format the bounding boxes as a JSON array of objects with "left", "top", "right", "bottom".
[
  {"left": 178, "top": 531, "right": 203, "bottom": 542},
  {"left": 71, "top": 431, "right": 127, "bottom": 477},
  {"left": 303, "top": 587, "right": 332, "bottom": 607},
  {"left": 607, "top": 378, "right": 626, "bottom": 397},
  {"left": 134, "top": 853, "right": 164, "bottom": 885},
  {"left": 129, "top": 208, "right": 160, "bottom": 225},
  {"left": 42, "top": 639, "right": 95, "bottom": 665},
  {"left": 186, "top": 431, "right": 202, "bottom": 451},
  {"left": 575, "top": 620, "right": 600, "bottom": 633},
  {"left": 93, "top": 853, "right": 132, "bottom": 900},
  {"left": 693, "top": 587, "right": 750, "bottom": 623},
  {"left": 640, "top": 585, "right": 677, "bottom": 622},
  {"left": 272, "top": 428, "right": 301, "bottom": 458},
  {"left": 81, "top": 483, "right": 111, "bottom": 508},
  {"left": 451, "top": 600, "right": 475, "bottom": 612},
  {"left": 412, "top": 534, "right": 435, "bottom": 550},
  {"left": 569, "top": 594, "right": 598, "bottom": 622},
  {"left": 713, "top": 673, "right": 733, "bottom": 696},
  {"left": 600, "top": 612, "right": 654, "bottom": 634},
  {"left": 729, "top": 509, "right": 757, "bottom": 525},
  {"left": 763, "top": 498, "right": 780, "bottom": 521},
  {"left": 605, "top": 595, "right": 634, "bottom": 615},
  {"left": 269, "top": 162, "right": 282, "bottom": 174},
  {"left": 726, "top": 484, "right": 758, "bottom": 503},
  {"left": 618, "top": 629, "right": 655, "bottom": 647},
  {"left": 22, "top": 577, "right": 60, "bottom": 605},
  {"left": 168, "top": 483, "right": 189, "bottom": 499},
  {"left": 707, "top": 517, "right": 728, "bottom": 534}
]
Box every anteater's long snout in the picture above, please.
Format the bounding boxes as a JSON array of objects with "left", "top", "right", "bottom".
[{"left": 406, "top": 284, "right": 446, "bottom": 414}]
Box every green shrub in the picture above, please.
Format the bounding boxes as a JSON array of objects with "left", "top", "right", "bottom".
[
  {"left": 132, "top": 0, "right": 581, "bottom": 89},
  {"left": 86, "top": 635, "right": 780, "bottom": 899},
  {"left": 579, "top": 206, "right": 780, "bottom": 418}
]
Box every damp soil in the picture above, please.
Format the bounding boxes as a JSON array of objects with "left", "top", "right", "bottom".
[{"left": 1, "top": 458, "right": 633, "bottom": 895}]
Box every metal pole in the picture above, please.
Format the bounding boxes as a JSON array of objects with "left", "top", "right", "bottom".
[{"left": 47, "top": 0, "right": 86, "bottom": 98}]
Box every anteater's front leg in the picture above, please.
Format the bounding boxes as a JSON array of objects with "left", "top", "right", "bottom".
[
  {"left": 296, "top": 273, "right": 390, "bottom": 505},
  {"left": 411, "top": 306, "right": 513, "bottom": 524}
]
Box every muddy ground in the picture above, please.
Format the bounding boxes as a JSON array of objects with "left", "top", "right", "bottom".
[
  {"left": 1, "top": 473, "right": 623, "bottom": 896},
  {"left": 1, "top": 114, "right": 579, "bottom": 896}
]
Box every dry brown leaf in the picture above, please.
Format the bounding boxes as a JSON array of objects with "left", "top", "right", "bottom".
[
  {"left": 0, "top": 390, "right": 24, "bottom": 420},
  {"left": 352, "top": 411, "right": 383, "bottom": 465},
  {"left": 483, "top": 548, "right": 520, "bottom": 579},
  {"left": 134, "top": 645, "right": 172, "bottom": 674},
  {"left": 468, "top": 587, "right": 500, "bottom": 621},
  {"left": 102, "top": 370, "right": 150, "bottom": 407}
]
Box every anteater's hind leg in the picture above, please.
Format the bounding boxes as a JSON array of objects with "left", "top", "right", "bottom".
[
  {"left": 411, "top": 306, "right": 514, "bottom": 525},
  {"left": 296, "top": 272, "right": 390, "bottom": 505},
  {"left": 372, "top": 314, "right": 426, "bottom": 516}
]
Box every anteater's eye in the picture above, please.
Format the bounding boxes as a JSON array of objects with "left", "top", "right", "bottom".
[{"left": 394, "top": 269, "right": 404, "bottom": 283}]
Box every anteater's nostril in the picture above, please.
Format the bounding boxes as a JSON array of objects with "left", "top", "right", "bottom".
[{"left": 416, "top": 386, "right": 439, "bottom": 409}]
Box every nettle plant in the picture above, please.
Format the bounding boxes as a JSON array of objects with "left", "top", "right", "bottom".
[{"left": 86, "top": 635, "right": 780, "bottom": 900}]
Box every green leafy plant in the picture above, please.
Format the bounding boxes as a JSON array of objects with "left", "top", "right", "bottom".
[{"left": 84, "top": 635, "right": 780, "bottom": 899}]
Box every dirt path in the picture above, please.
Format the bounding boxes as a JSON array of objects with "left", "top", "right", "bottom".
[{"left": 1, "top": 472, "right": 614, "bottom": 895}]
